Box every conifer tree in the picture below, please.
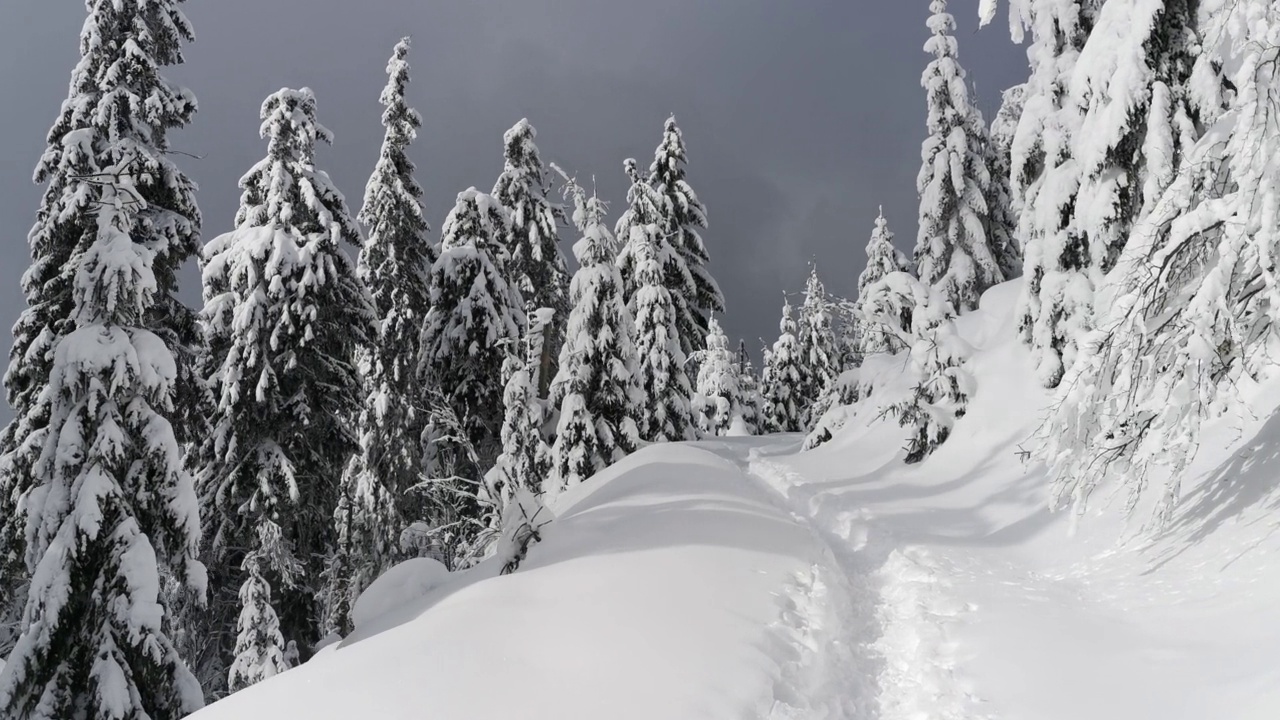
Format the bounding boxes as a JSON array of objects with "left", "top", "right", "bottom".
[
  {"left": 489, "top": 321, "right": 552, "bottom": 508},
  {"left": 797, "top": 268, "right": 840, "bottom": 426},
  {"left": 547, "top": 173, "right": 642, "bottom": 494},
  {"left": 622, "top": 156, "right": 696, "bottom": 443},
  {"left": 762, "top": 300, "right": 805, "bottom": 433},
  {"left": 195, "top": 88, "right": 374, "bottom": 688},
  {"left": 618, "top": 119, "right": 723, "bottom": 358},
  {"left": 855, "top": 210, "right": 912, "bottom": 357},
  {"left": 989, "top": 0, "right": 1101, "bottom": 387},
  {"left": 735, "top": 341, "right": 764, "bottom": 435},
  {"left": 322, "top": 39, "right": 436, "bottom": 633},
  {"left": 420, "top": 188, "right": 525, "bottom": 480},
  {"left": 0, "top": 0, "right": 203, "bottom": 645},
  {"left": 1035, "top": 0, "right": 1251, "bottom": 527},
  {"left": 693, "top": 317, "right": 743, "bottom": 437},
  {"left": 649, "top": 116, "right": 725, "bottom": 355},
  {"left": 0, "top": 155, "right": 205, "bottom": 718},
  {"left": 228, "top": 521, "right": 299, "bottom": 691},
  {"left": 493, "top": 119, "right": 569, "bottom": 394},
  {"left": 985, "top": 84, "right": 1025, "bottom": 280},
  {"left": 916, "top": 0, "right": 1002, "bottom": 314}
]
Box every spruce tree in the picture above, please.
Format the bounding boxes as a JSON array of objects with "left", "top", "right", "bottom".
[
  {"left": 492, "top": 119, "right": 569, "bottom": 394},
  {"left": 0, "top": 156, "right": 205, "bottom": 718},
  {"left": 916, "top": 0, "right": 1002, "bottom": 314},
  {"left": 993, "top": 0, "right": 1102, "bottom": 387},
  {"left": 228, "top": 521, "right": 299, "bottom": 691},
  {"left": 489, "top": 324, "right": 552, "bottom": 508},
  {"left": 797, "top": 268, "right": 840, "bottom": 426},
  {"left": 649, "top": 116, "right": 725, "bottom": 355},
  {"left": 621, "top": 159, "right": 696, "bottom": 443},
  {"left": 547, "top": 174, "right": 642, "bottom": 495},
  {"left": 1035, "top": 0, "right": 1245, "bottom": 527},
  {"left": 735, "top": 341, "right": 764, "bottom": 435},
  {"left": 855, "top": 210, "right": 912, "bottom": 357},
  {"left": 985, "top": 84, "right": 1025, "bottom": 281},
  {"left": 762, "top": 300, "right": 805, "bottom": 433},
  {"left": 618, "top": 119, "right": 724, "bottom": 359},
  {"left": 322, "top": 38, "right": 436, "bottom": 634},
  {"left": 195, "top": 88, "right": 374, "bottom": 689},
  {"left": 419, "top": 188, "right": 525, "bottom": 483},
  {"left": 0, "top": 0, "right": 202, "bottom": 647},
  {"left": 693, "top": 317, "right": 743, "bottom": 437}
]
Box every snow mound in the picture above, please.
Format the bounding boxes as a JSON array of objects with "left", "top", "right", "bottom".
[
  {"left": 191, "top": 443, "right": 859, "bottom": 720},
  {"left": 351, "top": 557, "right": 451, "bottom": 632}
]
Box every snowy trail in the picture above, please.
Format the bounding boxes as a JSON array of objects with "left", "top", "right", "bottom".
[{"left": 730, "top": 441, "right": 991, "bottom": 720}]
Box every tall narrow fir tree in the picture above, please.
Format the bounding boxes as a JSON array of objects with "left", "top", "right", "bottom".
[
  {"left": 323, "top": 37, "right": 436, "bottom": 637},
  {"left": 915, "top": 0, "right": 1002, "bottom": 314}
]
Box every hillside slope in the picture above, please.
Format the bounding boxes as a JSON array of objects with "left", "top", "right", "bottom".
[{"left": 194, "top": 280, "right": 1280, "bottom": 719}]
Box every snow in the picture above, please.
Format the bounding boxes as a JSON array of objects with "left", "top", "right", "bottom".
[
  {"left": 194, "top": 279, "right": 1280, "bottom": 719},
  {"left": 192, "top": 443, "right": 865, "bottom": 720},
  {"left": 350, "top": 558, "right": 450, "bottom": 632}
]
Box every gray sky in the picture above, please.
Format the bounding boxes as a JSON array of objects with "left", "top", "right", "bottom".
[{"left": 0, "top": 0, "right": 1026, "bottom": 423}]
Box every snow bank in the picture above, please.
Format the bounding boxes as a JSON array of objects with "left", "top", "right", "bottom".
[
  {"left": 191, "top": 444, "right": 853, "bottom": 720},
  {"left": 350, "top": 557, "right": 451, "bottom": 632}
]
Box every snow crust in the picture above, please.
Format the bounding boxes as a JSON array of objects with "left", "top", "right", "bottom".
[{"left": 194, "top": 278, "right": 1280, "bottom": 719}]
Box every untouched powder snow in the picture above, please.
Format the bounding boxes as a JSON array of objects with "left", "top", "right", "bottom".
[{"left": 195, "top": 280, "right": 1280, "bottom": 719}]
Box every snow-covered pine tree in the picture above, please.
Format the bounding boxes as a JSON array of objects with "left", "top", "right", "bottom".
[
  {"left": 617, "top": 119, "right": 720, "bottom": 358},
  {"left": 320, "top": 38, "right": 436, "bottom": 635},
  {"left": 693, "top": 317, "right": 743, "bottom": 437},
  {"left": 991, "top": 0, "right": 1101, "bottom": 387},
  {"left": 492, "top": 119, "right": 569, "bottom": 395},
  {"left": 0, "top": 0, "right": 203, "bottom": 645},
  {"left": 762, "top": 300, "right": 805, "bottom": 433},
  {"left": 893, "top": 312, "right": 972, "bottom": 464},
  {"left": 0, "top": 152, "right": 206, "bottom": 718},
  {"left": 855, "top": 210, "right": 913, "bottom": 357},
  {"left": 797, "top": 268, "right": 840, "bottom": 426},
  {"left": 916, "top": 0, "right": 1002, "bottom": 315},
  {"left": 196, "top": 87, "right": 374, "bottom": 686},
  {"left": 488, "top": 308, "right": 553, "bottom": 513},
  {"left": 648, "top": 116, "right": 725, "bottom": 355},
  {"left": 994, "top": 0, "right": 1221, "bottom": 390},
  {"left": 985, "top": 84, "right": 1025, "bottom": 281},
  {"left": 859, "top": 271, "right": 972, "bottom": 463},
  {"left": 228, "top": 520, "right": 300, "bottom": 691},
  {"left": 831, "top": 296, "right": 863, "bottom": 372},
  {"left": 420, "top": 188, "right": 525, "bottom": 497},
  {"left": 1034, "top": 0, "right": 1253, "bottom": 529},
  {"left": 546, "top": 172, "right": 642, "bottom": 494},
  {"left": 735, "top": 340, "right": 764, "bottom": 435},
  {"left": 622, "top": 156, "right": 697, "bottom": 443}
]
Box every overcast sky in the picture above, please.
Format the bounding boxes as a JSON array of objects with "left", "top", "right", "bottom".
[{"left": 0, "top": 0, "right": 1026, "bottom": 423}]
